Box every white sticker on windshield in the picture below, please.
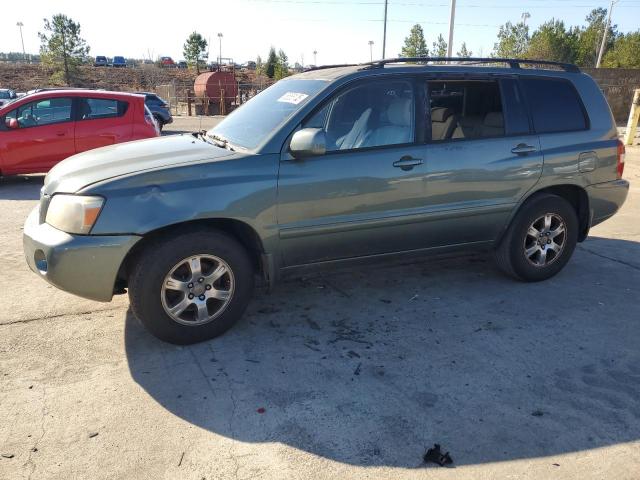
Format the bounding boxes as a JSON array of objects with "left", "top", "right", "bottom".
[{"left": 277, "top": 92, "right": 309, "bottom": 105}]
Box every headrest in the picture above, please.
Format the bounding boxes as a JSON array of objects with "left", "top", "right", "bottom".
[
  {"left": 483, "top": 112, "right": 504, "bottom": 128},
  {"left": 431, "top": 107, "right": 454, "bottom": 123},
  {"left": 387, "top": 97, "right": 412, "bottom": 126}
]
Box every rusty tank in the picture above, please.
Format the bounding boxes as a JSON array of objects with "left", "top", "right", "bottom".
[{"left": 194, "top": 71, "right": 238, "bottom": 115}]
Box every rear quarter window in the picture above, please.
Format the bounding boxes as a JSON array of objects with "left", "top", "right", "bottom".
[{"left": 520, "top": 78, "right": 588, "bottom": 133}]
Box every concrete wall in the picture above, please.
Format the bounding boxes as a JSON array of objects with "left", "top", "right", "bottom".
[{"left": 583, "top": 68, "right": 640, "bottom": 123}]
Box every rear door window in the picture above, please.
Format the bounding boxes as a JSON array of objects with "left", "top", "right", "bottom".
[
  {"left": 427, "top": 80, "right": 505, "bottom": 141},
  {"left": 78, "top": 98, "right": 128, "bottom": 120},
  {"left": 520, "top": 78, "right": 587, "bottom": 133},
  {"left": 500, "top": 78, "right": 530, "bottom": 135}
]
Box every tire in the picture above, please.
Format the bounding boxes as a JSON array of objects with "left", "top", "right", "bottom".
[
  {"left": 154, "top": 116, "right": 164, "bottom": 132},
  {"left": 495, "top": 193, "right": 578, "bottom": 282},
  {"left": 128, "top": 228, "right": 254, "bottom": 344}
]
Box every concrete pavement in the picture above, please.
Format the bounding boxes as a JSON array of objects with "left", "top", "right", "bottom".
[{"left": 1, "top": 130, "right": 639, "bottom": 479}]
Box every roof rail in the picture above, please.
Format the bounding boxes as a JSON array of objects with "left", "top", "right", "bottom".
[
  {"left": 360, "top": 57, "right": 580, "bottom": 73},
  {"left": 306, "top": 63, "right": 359, "bottom": 71}
]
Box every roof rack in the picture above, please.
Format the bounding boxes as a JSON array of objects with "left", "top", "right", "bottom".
[
  {"left": 360, "top": 57, "right": 580, "bottom": 73},
  {"left": 306, "top": 63, "right": 359, "bottom": 71}
]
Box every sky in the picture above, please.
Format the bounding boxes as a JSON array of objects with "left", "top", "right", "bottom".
[{"left": 2, "top": 0, "right": 640, "bottom": 66}]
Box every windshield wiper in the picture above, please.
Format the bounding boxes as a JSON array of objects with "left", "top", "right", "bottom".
[{"left": 206, "top": 132, "right": 236, "bottom": 151}]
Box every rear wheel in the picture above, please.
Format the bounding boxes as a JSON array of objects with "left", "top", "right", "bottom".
[
  {"left": 153, "top": 115, "right": 164, "bottom": 132},
  {"left": 128, "top": 228, "right": 254, "bottom": 344},
  {"left": 495, "top": 194, "right": 578, "bottom": 282}
]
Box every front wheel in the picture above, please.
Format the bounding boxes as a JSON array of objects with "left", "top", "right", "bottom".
[
  {"left": 128, "top": 228, "right": 254, "bottom": 344},
  {"left": 495, "top": 194, "right": 578, "bottom": 282}
]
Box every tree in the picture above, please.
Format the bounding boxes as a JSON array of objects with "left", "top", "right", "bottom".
[
  {"left": 256, "top": 55, "right": 263, "bottom": 75},
  {"left": 493, "top": 21, "right": 529, "bottom": 58},
  {"left": 400, "top": 24, "right": 428, "bottom": 57},
  {"left": 432, "top": 34, "right": 448, "bottom": 57},
  {"left": 38, "top": 14, "right": 89, "bottom": 85},
  {"left": 602, "top": 31, "right": 640, "bottom": 68},
  {"left": 264, "top": 47, "right": 278, "bottom": 78},
  {"left": 573, "top": 8, "right": 618, "bottom": 67},
  {"left": 275, "top": 49, "right": 290, "bottom": 80},
  {"left": 457, "top": 42, "right": 472, "bottom": 58},
  {"left": 183, "top": 32, "right": 208, "bottom": 74},
  {"left": 526, "top": 19, "right": 576, "bottom": 62}
]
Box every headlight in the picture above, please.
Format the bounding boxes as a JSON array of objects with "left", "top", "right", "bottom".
[{"left": 45, "top": 195, "right": 104, "bottom": 234}]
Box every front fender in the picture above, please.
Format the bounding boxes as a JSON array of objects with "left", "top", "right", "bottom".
[{"left": 84, "top": 154, "right": 280, "bottom": 252}]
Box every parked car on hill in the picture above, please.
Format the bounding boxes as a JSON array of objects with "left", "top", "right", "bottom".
[
  {"left": 112, "top": 56, "right": 127, "bottom": 68},
  {"left": 0, "top": 89, "right": 158, "bottom": 175},
  {"left": 22, "top": 58, "right": 628, "bottom": 345},
  {"left": 94, "top": 56, "right": 109, "bottom": 67},
  {"left": 0, "top": 89, "right": 17, "bottom": 108},
  {"left": 160, "top": 57, "right": 175, "bottom": 68},
  {"left": 136, "top": 92, "right": 173, "bottom": 131}
]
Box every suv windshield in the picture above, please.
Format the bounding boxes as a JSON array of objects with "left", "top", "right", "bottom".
[{"left": 208, "top": 79, "right": 327, "bottom": 150}]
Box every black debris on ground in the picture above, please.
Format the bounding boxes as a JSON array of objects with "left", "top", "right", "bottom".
[{"left": 423, "top": 444, "right": 453, "bottom": 467}]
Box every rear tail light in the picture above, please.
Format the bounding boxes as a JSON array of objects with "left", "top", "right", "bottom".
[{"left": 617, "top": 140, "right": 625, "bottom": 179}]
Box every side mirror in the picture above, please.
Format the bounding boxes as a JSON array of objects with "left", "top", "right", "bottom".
[
  {"left": 5, "top": 118, "right": 18, "bottom": 129},
  {"left": 289, "top": 128, "right": 326, "bottom": 158}
]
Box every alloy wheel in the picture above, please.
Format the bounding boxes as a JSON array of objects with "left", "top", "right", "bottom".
[
  {"left": 523, "top": 213, "right": 567, "bottom": 267},
  {"left": 160, "top": 254, "right": 234, "bottom": 326}
]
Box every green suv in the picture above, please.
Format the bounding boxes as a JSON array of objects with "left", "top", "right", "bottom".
[{"left": 23, "top": 58, "right": 629, "bottom": 344}]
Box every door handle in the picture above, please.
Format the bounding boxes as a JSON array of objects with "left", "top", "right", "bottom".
[
  {"left": 511, "top": 143, "right": 537, "bottom": 155},
  {"left": 55, "top": 132, "right": 66, "bottom": 137},
  {"left": 393, "top": 156, "right": 423, "bottom": 171}
]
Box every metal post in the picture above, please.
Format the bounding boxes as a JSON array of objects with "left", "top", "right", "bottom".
[
  {"left": 624, "top": 89, "right": 640, "bottom": 146},
  {"left": 217, "top": 33, "right": 223, "bottom": 69},
  {"left": 313, "top": 50, "right": 317, "bottom": 66},
  {"left": 596, "top": 0, "right": 616, "bottom": 68},
  {"left": 447, "top": 0, "right": 456, "bottom": 58},
  {"left": 382, "top": 0, "right": 388, "bottom": 59},
  {"left": 368, "top": 41, "right": 374, "bottom": 62},
  {"left": 16, "top": 22, "right": 26, "bottom": 62}
]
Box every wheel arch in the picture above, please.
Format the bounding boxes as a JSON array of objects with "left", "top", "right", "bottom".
[
  {"left": 500, "top": 184, "right": 590, "bottom": 246},
  {"left": 116, "top": 218, "right": 266, "bottom": 292}
]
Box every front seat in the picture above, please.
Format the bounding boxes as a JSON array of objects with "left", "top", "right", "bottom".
[
  {"left": 336, "top": 107, "right": 372, "bottom": 150},
  {"left": 367, "top": 97, "right": 413, "bottom": 147},
  {"left": 431, "top": 107, "right": 456, "bottom": 140}
]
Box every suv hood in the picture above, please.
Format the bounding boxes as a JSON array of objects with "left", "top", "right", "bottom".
[{"left": 44, "top": 134, "right": 235, "bottom": 194}]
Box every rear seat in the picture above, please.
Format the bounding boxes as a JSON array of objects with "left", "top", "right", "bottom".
[
  {"left": 480, "top": 112, "right": 504, "bottom": 137},
  {"left": 451, "top": 112, "right": 504, "bottom": 139},
  {"left": 431, "top": 107, "right": 457, "bottom": 140},
  {"left": 452, "top": 115, "right": 483, "bottom": 139}
]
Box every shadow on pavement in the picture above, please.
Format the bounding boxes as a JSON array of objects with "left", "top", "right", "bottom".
[
  {"left": 125, "top": 238, "right": 640, "bottom": 467},
  {"left": 0, "top": 175, "right": 44, "bottom": 200}
]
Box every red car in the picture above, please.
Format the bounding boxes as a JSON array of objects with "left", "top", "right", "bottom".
[
  {"left": 160, "top": 56, "right": 175, "bottom": 68},
  {"left": 0, "top": 89, "right": 159, "bottom": 175}
]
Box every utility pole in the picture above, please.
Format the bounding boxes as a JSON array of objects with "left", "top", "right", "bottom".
[
  {"left": 313, "top": 50, "right": 317, "bottom": 66},
  {"left": 596, "top": 0, "right": 617, "bottom": 68},
  {"left": 217, "top": 32, "right": 223, "bottom": 68},
  {"left": 521, "top": 12, "right": 530, "bottom": 25},
  {"left": 382, "top": 0, "right": 388, "bottom": 59},
  {"left": 368, "top": 40, "right": 374, "bottom": 62},
  {"left": 16, "top": 22, "right": 26, "bottom": 62},
  {"left": 446, "top": 0, "right": 456, "bottom": 58}
]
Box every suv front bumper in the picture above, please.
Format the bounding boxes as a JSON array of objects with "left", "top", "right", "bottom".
[{"left": 23, "top": 207, "right": 141, "bottom": 302}]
